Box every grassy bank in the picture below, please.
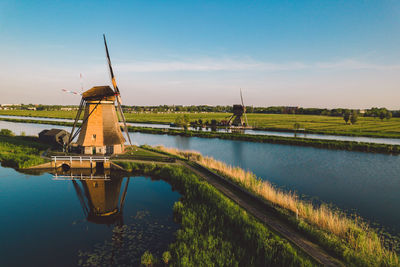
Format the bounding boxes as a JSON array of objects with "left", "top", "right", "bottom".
[
  {"left": 2, "top": 110, "right": 400, "bottom": 138},
  {"left": 0, "top": 131, "right": 50, "bottom": 169},
  {"left": 154, "top": 146, "right": 399, "bottom": 266},
  {"left": 1, "top": 117, "right": 400, "bottom": 154},
  {"left": 114, "top": 161, "right": 317, "bottom": 266}
]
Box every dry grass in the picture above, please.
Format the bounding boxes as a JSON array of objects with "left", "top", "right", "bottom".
[{"left": 155, "top": 145, "right": 399, "bottom": 265}]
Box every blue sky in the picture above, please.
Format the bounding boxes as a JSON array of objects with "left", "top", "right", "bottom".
[{"left": 1, "top": 0, "right": 400, "bottom": 108}]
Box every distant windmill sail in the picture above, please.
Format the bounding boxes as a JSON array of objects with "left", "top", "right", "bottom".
[
  {"left": 240, "top": 89, "right": 249, "bottom": 127},
  {"left": 103, "top": 34, "right": 132, "bottom": 146}
]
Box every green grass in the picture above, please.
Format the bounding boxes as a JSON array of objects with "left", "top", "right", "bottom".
[
  {"left": 1, "top": 109, "right": 400, "bottom": 138},
  {"left": 0, "top": 133, "right": 50, "bottom": 169},
  {"left": 114, "top": 161, "right": 317, "bottom": 266},
  {"left": 111, "top": 145, "right": 174, "bottom": 162}
]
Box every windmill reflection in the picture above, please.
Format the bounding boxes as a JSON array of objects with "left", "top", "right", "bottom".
[
  {"left": 53, "top": 168, "right": 130, "bottom": 226},
  {"left": 73, "top": 176, "right": 129, "bottom": 226}
]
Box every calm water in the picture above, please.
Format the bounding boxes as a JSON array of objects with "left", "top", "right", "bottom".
[
  {"left": 2, "top": 114, "right": 400, "bottom": 145},
  {"left": 1, "top": 120, "right": 400, "bottom": 236},
  {"left": 0, "top": 166, "right": 180, "bottom": 266}
]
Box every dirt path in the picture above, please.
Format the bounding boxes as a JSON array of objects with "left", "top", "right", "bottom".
[{"left": 178, "top": 160, "right": 344, "bottom": 267}]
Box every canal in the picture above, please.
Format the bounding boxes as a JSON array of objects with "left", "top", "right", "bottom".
[
  {"left": 1, "top": 119, "right": 399, "bottom": 238},
  {"left": 0, "top": 166, "right": 180, "bottom": 266}
]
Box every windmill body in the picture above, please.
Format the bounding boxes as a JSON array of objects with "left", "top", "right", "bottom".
[
  {"left": 228, "top": 104, "right": 246, "bottom": 126},
  {"left": 75, "top": 86, "right": 125, "bottom": 155},
  {"left": 227, "top": 89, "right": 250, "bottom": 127}
]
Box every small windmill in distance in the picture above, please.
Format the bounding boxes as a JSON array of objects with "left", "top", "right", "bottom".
[{"left": 226, "top": 89, "right": 250, "bottom": 128}]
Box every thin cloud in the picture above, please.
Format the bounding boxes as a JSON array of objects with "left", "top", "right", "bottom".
[{"left": 112, "top": 58, "right": 400, "bottom": 73}]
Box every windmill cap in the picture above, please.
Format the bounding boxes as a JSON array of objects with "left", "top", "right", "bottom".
[{"left": 82, "top": 86, "right": 115, "bottom": 101}]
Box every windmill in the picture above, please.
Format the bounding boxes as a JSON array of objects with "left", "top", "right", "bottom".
[
  {"left": 66, "top": 34, "right": 132, "bottom": 155},
  {"left": 227, "top": 89, "right": 249, "bottom": 127}
]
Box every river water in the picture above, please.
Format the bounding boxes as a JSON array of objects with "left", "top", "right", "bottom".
[
  {"left": 2, "top": 114, "right": 400, "bottom": 145},
  {"left": 1, "top": 119, "right": 399, "bottom": 238},
  {"left": 0, "top": 165, "right": 180, "bottom": 266}
]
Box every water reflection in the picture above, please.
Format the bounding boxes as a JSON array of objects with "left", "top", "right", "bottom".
[{"left": 51, "top": 168, "right": 129, "bottom": 225}]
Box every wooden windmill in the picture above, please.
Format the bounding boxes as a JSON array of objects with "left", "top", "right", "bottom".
[
  {"left": 67, "top": 35, "right": 132, "bottom": 155},
  {"left": 227, "top": 89, "right": 249, "bottom": 127}
]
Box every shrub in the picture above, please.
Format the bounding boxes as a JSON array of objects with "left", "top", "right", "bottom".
[
  {"left": 141, "top": 251, "right": 154, "bottom": 266},
  {"left": 0, "top": 129, "right": 15, "bottom": 136},
  {"left": 162, "top": 251, "right": 171, "bottom": 265}
]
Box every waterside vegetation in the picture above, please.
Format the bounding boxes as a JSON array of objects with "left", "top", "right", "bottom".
[
  {"left": 0, "top": 130, "right": 49, "bottom": 169},
  {"left": 151, "top": 146, "right": 400, "bottom": 267}
]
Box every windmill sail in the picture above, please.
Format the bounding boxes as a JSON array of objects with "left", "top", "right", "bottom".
[
  {"left": 103, "top": 34, "right": 132, "bottom": 146},
  {"left": 240, "top": 89, "right": 249, "bottom": 127}
]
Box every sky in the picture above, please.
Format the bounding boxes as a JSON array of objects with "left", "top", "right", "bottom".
[{"left": 1, "top": 0, "right": 400, "bottom": 108}]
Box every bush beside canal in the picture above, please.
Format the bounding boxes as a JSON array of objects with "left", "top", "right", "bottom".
[
  {"left": 115, "top": 161, "right": 317, "bottom": 266},
  {"left": 0, "top": 130, "right": 50, "bottom": 169}
]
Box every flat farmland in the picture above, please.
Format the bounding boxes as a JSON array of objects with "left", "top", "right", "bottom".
[{"left": 1, "top": 110, "right": 399, "bottom": 138}]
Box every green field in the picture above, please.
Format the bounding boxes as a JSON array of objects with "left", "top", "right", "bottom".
[{"left": 1, "top": 110, "right": 400, "bottom": 138}]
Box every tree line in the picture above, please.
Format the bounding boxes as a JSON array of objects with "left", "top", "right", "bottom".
[{"left": 2, "top": 104, "right": 399, "bottom": 118}]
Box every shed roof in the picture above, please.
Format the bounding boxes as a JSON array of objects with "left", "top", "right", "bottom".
[{"left": 43, "top": 129, "right": 68, "bottom": 136}]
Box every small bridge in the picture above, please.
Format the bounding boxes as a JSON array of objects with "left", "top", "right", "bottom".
[{"left": 51, "top": 156, "right": 111, "bottom": 169}]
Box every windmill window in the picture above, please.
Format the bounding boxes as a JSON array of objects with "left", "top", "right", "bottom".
[{"left": 92, "top": 134, "right": 96, "bottom": 140}]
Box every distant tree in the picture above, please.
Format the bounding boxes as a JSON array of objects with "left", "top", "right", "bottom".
[
  {"left": 174, "top": 115, "right": 183, "bottom": 127},
  {"left": 0, "top": 129, "right": 14, "bottom": 136},
  {"left": 343, "top": 111, "right": 351, "bottom": 124},
  {"left": 293, "top": 122, "right": 301, "bottom": 131},
  {"left": 386, "top": 111, "right": 392, "bottom": 120},
  {"left": 350, "top": 111, "right": 358, "bottom": 124},
  {"left": 293, "top": 122, "right": 302, "bottom": 137},
  {"left": 379, "top": 111, "right": 386, "bottom": 121},
  {"left": 183, "top": 114, "right": 190, "bottom": 129}
]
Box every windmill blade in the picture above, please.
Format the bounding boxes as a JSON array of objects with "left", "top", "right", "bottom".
[
  {"left": 119, "top": 177, "right": 130, "bottom": 211},
  {"left": 103, "top": 34, "right": 120, "bottom": 95},
  {"left": 62, "top": 89, "right": 81, "bottom": 96},
  {"left": 103, "top": 34, "right": 132, "bottom": 146},
  {"left": 67, "top": 98, "right": 85, "bottom": 149},
  {"left": 240, "top": 89, "right": 249, "bottom": 127},
  {"left": 116, "top": 97, "right": 133, "bottom": 146}
]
